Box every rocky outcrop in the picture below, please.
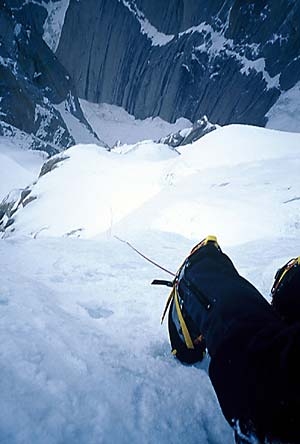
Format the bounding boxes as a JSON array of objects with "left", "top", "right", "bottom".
[
  {"left": 0, "top": 2, "right": 101, "bottom": 155},
  {"left": 39, "top": 153, "right": 70, "bottom": 177},
  {"left": 0, "top": 187, "right": 34, "bottom": 232},
  {"left": 158, "top": 116, "right": 217, "bottom": 148},
  {"left": 0, "top": 151, "right": 69, "bottom": 232},
  {"left": 56, "top": 0, "right": 300, "bottom": 127}
]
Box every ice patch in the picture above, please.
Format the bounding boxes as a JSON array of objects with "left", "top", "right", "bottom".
[
  {"left": 182, "top": 23, "right": 279, "bottom": 90},
  {"left": 120, "top": 0, "right": 174, "bottom": 46},
  {"left": 42, "top": 0, "right": 70, "bottom": 52}
]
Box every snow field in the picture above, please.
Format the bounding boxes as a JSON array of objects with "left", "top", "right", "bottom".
[
  {"left": 6, "top": 124, "right": 300, "bottom": 247},
  {"left": 79, "top": 100, "right": 192, "bottom": 147},
  {"left": 1, "top": 122, "right": 300, "bottom": 443},
  {"left": 4, "top": 142, "right": 177, "bottom": 238},
  {"left": 0, "top": 236, "right": 233, "bottom": 444},
  {"left": 1, "top": 232, "right": 299, "bottom": 443}
]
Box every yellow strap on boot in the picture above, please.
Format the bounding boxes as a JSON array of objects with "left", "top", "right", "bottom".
[
  {"left": 190, "top": 235, "right": 218, "bottom": 255},
  {"left": 272, "top": 256, "right": 300, "bottom": 294},
  {"left": 161, "top": 235, "right": 218, "bottom": 349},
  {"left": 174, "top": 288, "right": 194, "bottom": 349},
  {"left": 161, "top": 285, "right": 194, "bottom": 349}
]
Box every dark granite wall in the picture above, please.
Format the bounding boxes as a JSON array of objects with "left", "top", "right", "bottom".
[
  {"left": 0, "top": 1, "right": 97, "bottom": 154},
  {"left": 56, "top": 0, "right": 300, "bottom": 126}
]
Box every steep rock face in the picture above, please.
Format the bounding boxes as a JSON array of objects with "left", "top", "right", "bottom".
[
  {"left": 158, "top": 116, "right": 217, "bottom": 148},
  {"left": 7, "top": 0, "right": 70, "bottom": 51},
  {"left": 0, "top": 2, "right": 100, "bottom": 155},
  {"left": 133, "top": 0, "right": 233, "bottom": 34},
  {"left": 56, "top": 0, "right": 300, "bottom": 126}
]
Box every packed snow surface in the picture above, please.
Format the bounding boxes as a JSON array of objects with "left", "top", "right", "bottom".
[
  {"left": 1, "top": 123, "right": 300, "bottom": 443},
  {"left": 80, "top": 100, "right": 192, "bottom": 146}
]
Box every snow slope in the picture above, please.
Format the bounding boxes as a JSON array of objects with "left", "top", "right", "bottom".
[
  {"left": 0, "top": 138, "right": 45, "bottom": 201},
  {"left": 80, "top": 100, "right": 192, "bottom": 146},
  {"left": 266, "top": 81, "right": 300, "bottom": 133},
  {"left": 1, "top": 124, "right": 300, "bottom": 443},
  {"left": 0, "top": 235, "right": 233, "bottom": 444},
  {"left": 5, "top": 124, "right": 300, "bottom": 245}
]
